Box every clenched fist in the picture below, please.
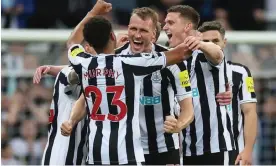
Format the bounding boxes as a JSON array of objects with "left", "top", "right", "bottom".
[
  {"left": 164, "top": 115, "right": 180, "bottom": 133},
  {"left": 61, "top": 120, "right": 74, "bottom": 136},
  {"left": 91, "top": 0, "right": 112, "bottom": 16}
]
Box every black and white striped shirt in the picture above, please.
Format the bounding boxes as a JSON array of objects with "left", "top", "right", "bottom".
[
  {"left": 116, "top": 43, "right": 192, "bottom": 154},
  {"left": 68, "top": 44, "right": 167, "bottom": 164},
  {"left": 228, "top": 61, "right": 257, "bottom": 153},
  {"left": 42, "top": 66, "right": 87, "bottom": 165},
  {"left": 180, "top": 51, "right": 235, "bottom": 156}
]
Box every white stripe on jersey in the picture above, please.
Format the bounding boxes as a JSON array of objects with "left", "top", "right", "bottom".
[
  {"left": 68, "top": 44, "right": 166, "bottom": 164},
  {"left": 228, "top": 61, "right": 257, "bottom": 153},
  {"left": 116, "top": 43, "right": 192, "bottom": 154},
  {"left": 42, "top": 66, "right": 87, "bottom": 165},
  {"left": 181, "top": 51, "right": 234, "bottom": 156}
]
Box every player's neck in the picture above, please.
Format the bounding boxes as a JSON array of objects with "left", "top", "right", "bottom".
[{"left": 102, "top": 47, "right": 115, "bottom": 55}]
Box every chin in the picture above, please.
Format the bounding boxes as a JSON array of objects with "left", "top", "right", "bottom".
[{"left": 169, "top": 43, "right": 176, "bottom": 48}]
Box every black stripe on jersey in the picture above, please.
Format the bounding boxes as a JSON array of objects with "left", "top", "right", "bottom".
[
  {"left": 71, "top": 64, "right": 83, "bottom": 78},
  {"left": 105, "top": 56, "right": 119, "bottom": 164},
  {"left": 115, "top": 42, "right": 129, "bottom": 54},
  {"left": 71, "top": 45, "right": 79, "bottom": 52},
  {"left": 187, "top": 56, "right": 193, "bottom": 77},
  {"left": 143, "top": 75, "right": 158, "bottom": 152},
  {"left": 163, "top": 68, "right": 177, "bottom": 94},
  {"left": 119, "top": 52, "right": 163, "bottom": 58},
  {"left": 131, "top": 65, "right": 164, "bottom": 76},
  {"left": 44, "top": 73, "right": 67, "bottom": 165},
  {"left": 88, "top": 57, "right": 103, "bottom": 165},
  {"left": 223, "top": 58, "right": 229, "bottom": 85},
  {"left": 228, "top": 62, "right": 256, "bottom": 99},
  {"left": 78, "top": 52, "right": 92, "bottom": 58},
  {"left": 154, "top": 44, "right": 168, "bottom": 52},
  {"left": 160, "top": 70, "right": 175, "bottom": 150},
  {"left": 182, "top": 128, "right": 187, "bottom": 156},
  {"left": 193, "top": 57, "right": 210, "bottom": 154},
  {"left": 177, "top": 62, "right": 192, "bottom": 92},
  {"left": 232, "top": 71, "right": 243, "bottom": 152},
  {"left": 210, "top": 66, "right": 227, "bottom": 150},
  {"left": 76, "top": 116, "right": 88, "bottom": 165},
  {"left": 65, "top": 125, "right": 77, "bottom": 164},
  {"left": 122, "top": 63, "right": 136, "bottom": 162}
]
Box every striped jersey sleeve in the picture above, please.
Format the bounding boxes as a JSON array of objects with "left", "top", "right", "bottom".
[
  {"left": 68, "top": 44, "right": 166, "bottom": 78},
  {"left": 119, "top": 52, "right": 166, "bottom": 75},
  {"left": 230, "top": 62, "right": 257, "bottom": 104},
  {"left": 167, "top": 64, "right": 192, "bottom": 101}
]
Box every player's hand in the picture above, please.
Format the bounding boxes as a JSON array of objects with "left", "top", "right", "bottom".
[
  {"left": 164, "top": 115, "right": 180, "bottom": 133},
  {"left": 116, "top": 33, "right": 129, "bottom": 48},
  {"left": 184, "top": 36, "right": 201, "bottom": 51},
  {"left": 33, "top": 65, "right": 51, "bottom": 84},
  {"left": 235, "top": 148, "right": 252, "bottom": 165},
  {"left": 216, "top": 83, "right": 232, "bottom": 105},
  {"left": 91, "top": 0, "right": 112, "bottom": 16},
  {"left": 61, "top": 120, "right": 74, "bottom": 136}
]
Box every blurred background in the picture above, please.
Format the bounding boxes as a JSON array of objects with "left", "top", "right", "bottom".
[{"left": 1, "top": 0, "right": 276, "bottom": 165}]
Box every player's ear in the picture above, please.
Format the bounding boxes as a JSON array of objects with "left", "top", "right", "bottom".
[
  {"left": 110, "top": 31, "right": 116, "bottom": 42},
  {"left": 184, "top": 23, "right": 192, "bottom": 33},
  {"left": 223, "top": 38, "right": 227, "bottom": 49}
]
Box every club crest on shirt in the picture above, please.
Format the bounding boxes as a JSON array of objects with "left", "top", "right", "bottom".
[{"left": 151, "top": 71, "right": 162, "bottom": 83}]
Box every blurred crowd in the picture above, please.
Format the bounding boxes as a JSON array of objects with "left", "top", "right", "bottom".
[
  {"left": 1, "top": 0, "right": 276, "bottom": 30},
  {"left": 1, "top": 0, "right": 276, "bottom": 165}
]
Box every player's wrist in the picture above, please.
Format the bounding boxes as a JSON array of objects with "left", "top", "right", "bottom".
[
  {"left": 68, "top": 119, "right": 77, "bottom": 127},
  {"left": 88, "top": 11, "right": 97, "bottom": 17}
]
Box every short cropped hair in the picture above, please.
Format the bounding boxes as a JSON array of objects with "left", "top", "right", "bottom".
[
  {"left": 131, "top": 7, "right": 159, "bottom": 30},
  {"left": 155, "top": 22, "right": 162, "bottom": 42},
  {"left": 198, "top": 21, "right": 226, "bottom": 38},
  {"left": 167, "top": 5, "right": 200, "bottom": 29},
  {"left": 83, "top": 16, "right": 112, "bottom": 53}
]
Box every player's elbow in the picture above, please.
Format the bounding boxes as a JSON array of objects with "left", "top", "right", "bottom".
[{"left": 213, "top": 50, "right": 224, "bottom": 65}]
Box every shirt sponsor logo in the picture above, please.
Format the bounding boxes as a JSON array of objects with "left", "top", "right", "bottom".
[
  {"left": 140, "top": 96, "right": 161, "bottom": 105},
  {"left": 246, "top": 77, "right": 255, "bottom": 92},
  {"left": 70, "top": 47, "right": 84, "bottom": 57},
  {"left": 179, "top": 70, "right": 191, "bottom": 87},
  {"left": 192, "top": 88, "right": 199, "bottom": 97}
]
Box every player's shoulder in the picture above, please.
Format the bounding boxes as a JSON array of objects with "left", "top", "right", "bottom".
[
  {"left": 60, "top": 65, "right": 72, "bottom": 73},
  {"left": 68, "top": 44, "right": 92, "bottom": 59},
  {"left": 154, "top": 43, "right": 168, "bottom": 52},
  {"left": 115, "top": 42, "right": 130, "bottom": 54},
  {"left": 227, "top": 61, "right": 250, "bottom": 74}
]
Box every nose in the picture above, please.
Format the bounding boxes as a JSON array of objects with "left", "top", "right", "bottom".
[
  {"left": 163, "top": 23, "right": 168, "bottom": 31},
  {"left": 134, "top": 31, "right": 141, "bottom": 38}
]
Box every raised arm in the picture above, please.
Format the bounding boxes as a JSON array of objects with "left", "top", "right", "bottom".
[
  {"left": 164, "top": 36, "right": 201, "bottom": 66},
  {"left": 67, "top": 0, "right": 112, "bottom": 48}
]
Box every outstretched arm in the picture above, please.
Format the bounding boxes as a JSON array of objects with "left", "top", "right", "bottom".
[
  {"left": 33, "top": 65, "right": 65, "bottom": 84},
  {"left": 199, "top": 41, "right": 224, "bottom": 65}
]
